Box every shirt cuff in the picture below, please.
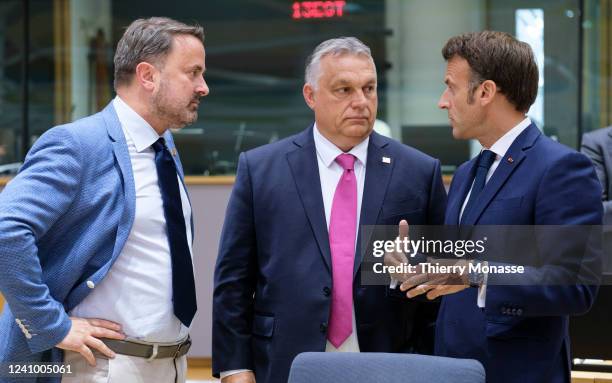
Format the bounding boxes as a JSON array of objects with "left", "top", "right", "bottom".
[
  {"left": 389, "top": 277, "right": 399, "bottom": 289},
  {"left": 220, "top": 369, "right": 252, "bottom": 379},
  {"left": 477, "top": 270, "right": 489, "bottom": 308}
]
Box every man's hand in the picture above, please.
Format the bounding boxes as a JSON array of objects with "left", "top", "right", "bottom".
[
  {"left": 56, "top": 317, "right": 125, "bottom": 366},
  {"left": 400, "top": 259, "right": 470, "bottom": 300},
  {"left": 221, "top": 371, "right": 256, "bottom": 383},
  {"left": 383, "top": 220, "right": 412, "bottom": 284}
]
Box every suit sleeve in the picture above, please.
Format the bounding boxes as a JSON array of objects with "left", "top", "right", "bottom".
[
  {"left": 427, "top": 159, "right": 447, "bottom": 225},
  {"left": 212, "top": 152, "right": 258, "bottom": 377},
  {"left": 485, "top": 152, "right": 603, "bottom": 317},
  {"left": 581, "top": 132, "right": 612, "bottom": 227},
  {"left": 407, "top": 159, "right": 447, "bottom": 354},
  {"left": 0, "top": 127, "right": 81, "bottom": 353}
]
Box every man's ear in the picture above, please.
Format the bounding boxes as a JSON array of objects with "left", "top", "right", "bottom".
[
  {"left": 303, "top": 83, "right": 316, "bottom": 110},
  {"left": 479, "top": 80, "right": 497, "bottom": 107},
  {"left": 135, "top": 62, "right": 159, "bottom": 92}
]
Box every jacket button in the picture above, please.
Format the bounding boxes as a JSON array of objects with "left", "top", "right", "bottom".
[
  {"left": 320, "top": 322, "right": 328, "bottom": 333},
  {"left": 323, "top": 287, "right": 331, "bottom": 297},
  {"left": 516, "top": 308, "right": 523, "bottom": 316},
  {"left": 86, "top": 280, "right": 95, "bottom": 289}
]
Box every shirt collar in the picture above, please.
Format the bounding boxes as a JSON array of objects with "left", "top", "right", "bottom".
[
  {"left": 487, "top": 117, "right": 532, "bottom": 159},
  {"left": 113, "top": 96, "right": 162, "bottom": 152},
  {"left": 313, "top": 123, "right": 369, "bottom": 168}
]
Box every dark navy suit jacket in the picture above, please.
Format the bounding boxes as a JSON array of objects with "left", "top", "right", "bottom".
[
  {"left": 212, "top": 127, "right": 447, "bottom": 383},
  {"left": 436, "top": 124, "right": 603, "bottom": 383}
]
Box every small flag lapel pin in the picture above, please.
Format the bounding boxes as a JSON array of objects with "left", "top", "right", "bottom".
[
  {"left": 171, "top": 148, "right": 178, "bottom": 157},
  {"left": 382, "top": 157, "right": 391, "bottom": 164},
  {"left": 507, "top": 156, "right": 514, "bottom": 164}
]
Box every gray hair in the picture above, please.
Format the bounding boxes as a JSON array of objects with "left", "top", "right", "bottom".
[
  {"left": 305, "top": 37, "right": 375, "bottom": 89},
  {"left": 113, "top": 17, "right": 204, "bottom": 90}
]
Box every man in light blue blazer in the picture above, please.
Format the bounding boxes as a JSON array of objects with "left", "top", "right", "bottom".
[{"left": 0, "top": 17, "right": 208, "bottom": 382}]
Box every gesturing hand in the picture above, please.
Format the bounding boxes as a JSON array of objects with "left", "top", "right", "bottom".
[
  {"left": 383, "top": 220, "right": 412, "bottom": 284},
  {"left": 400, "top": 258, "right": 470, "bottom": 300},
  {"left": 56, "top": 317, "right": 125, "bottom": 366}
]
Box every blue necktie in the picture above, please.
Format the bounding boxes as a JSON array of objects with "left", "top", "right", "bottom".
[
  {"left": 152, "top": 137, "right": 197, "bottom": 327},
  {"left": 461, "top": 149, "right": 497, "bottom": 224}
]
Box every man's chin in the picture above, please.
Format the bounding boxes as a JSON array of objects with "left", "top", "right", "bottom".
[{"left": 343, "top": 123, "right": 372, "bottom": 137}]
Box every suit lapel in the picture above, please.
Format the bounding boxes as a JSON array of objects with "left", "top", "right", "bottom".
[
  {"left": 461, "top": 124, "right": 540, "bottom": 225},
  {"left": 354, "top": 132, "right": 394, "bottom": 277},
  {"left": 101, "top": 103, "right": 136, "bottom": 257},
  {"left": 287, "top": 127, "right": 332, "bottom": 273}
]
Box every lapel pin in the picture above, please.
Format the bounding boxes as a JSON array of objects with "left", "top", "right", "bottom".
[
  {"left": 507, "top": 156, "right": 514, "bottom": 164},
  {"left": 171, "top": 148, "right": 177, "bottom": 157},
  {"left": 382, "top": 157, "right": 391, "bottom": 164}
]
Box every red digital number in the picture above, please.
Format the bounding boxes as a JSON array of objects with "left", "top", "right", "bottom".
[{"left": 292, "top": 1, "right": 347, "bottom": 19}]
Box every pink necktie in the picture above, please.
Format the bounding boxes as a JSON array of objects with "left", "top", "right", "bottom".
[{"left": 328, "top": 153, "right": 357, "bottom": 348}]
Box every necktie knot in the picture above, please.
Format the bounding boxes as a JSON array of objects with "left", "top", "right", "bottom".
[
  {"left": 152, "top": 137, "right": 166, "bottom": 153},
  {"left": 335, "top": 153, "right": 356, "bottom": 171},
  {"left": 478, "top": 149, "right": 496, "bottom": 170}
]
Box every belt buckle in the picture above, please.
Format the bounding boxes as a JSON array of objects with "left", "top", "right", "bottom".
[{"left": 173, "top": 337, "right": 191, "bottom": 359}]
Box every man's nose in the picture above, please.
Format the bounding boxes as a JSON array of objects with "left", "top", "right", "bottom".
[
  {"left": 438, "top": 90, "right": 449, "bottom": 109},
  {"left": 196, "top": 78, "right": 209, "bottom": 97}
]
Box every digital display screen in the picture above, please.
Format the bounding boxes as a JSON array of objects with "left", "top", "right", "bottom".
[{"left": 292, "top": 1, "right": 347, "bottom": 19}]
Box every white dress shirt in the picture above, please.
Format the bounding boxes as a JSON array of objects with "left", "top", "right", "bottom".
[
  {"left": 313, "top": 124, "right": 368, "bottom": 353},
  {"left": 459, "top": 117, "right": 532, "bottom": 307},
  {"left": 71, "top": 96, "right": 193, "bottom": 342},
  {"left": 221, "top": 125, "right": 369, "bottom": 379}
]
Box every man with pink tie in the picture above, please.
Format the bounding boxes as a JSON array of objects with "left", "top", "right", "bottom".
[{"left": 212, "top": 37, "right": 447, "bottom": 383}]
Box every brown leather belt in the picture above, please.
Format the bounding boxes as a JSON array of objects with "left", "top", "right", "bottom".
[{"left": 101, "top": 336, "right": 191, "bottom": 360}]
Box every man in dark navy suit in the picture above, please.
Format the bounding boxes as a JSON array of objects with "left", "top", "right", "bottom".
[
  {"left": 401, "top": 31, "right": 602, "bottom": 383},
  {"left": 212, "top": 37, "right": 447, "bottom": 383}
]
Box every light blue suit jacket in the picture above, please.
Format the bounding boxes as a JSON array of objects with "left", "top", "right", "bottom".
[{"left": 0, "top": 102, "right": 188, "bottom": 381}]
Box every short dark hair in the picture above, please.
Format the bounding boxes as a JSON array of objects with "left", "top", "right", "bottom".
[
  {"left": 442, "top": 30, "right": 538, "bottom": 112},
  {"left": 113, "top": 17, "right": 204, "bottom": 90}
]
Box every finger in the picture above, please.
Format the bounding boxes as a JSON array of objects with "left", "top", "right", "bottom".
[
  {"left": 86, "top": 337, "right": 116, "bottom": 359},
  {"left": 407, "top": 284, "right": 437, "bottom": 299},
  {"left": 398, "top": 220, "right": 409, "bottom": 240},
  {"left": 86, "top": 318, "right": 122, "bottom": 331},
  {"left": 91, "top": 326, "right": 126, "bottom": 340},
  {"left": 79, "top": 344, "right": 96, "bottom": 367},
  {"left": 400, "top": 273, "right": 429, "bottom": 291},
  {"left": 406, "top": 285, "right": 429, "bottom": 298},
  {"left": 427, "top": 285, "right": 460, "bottom": 300}
]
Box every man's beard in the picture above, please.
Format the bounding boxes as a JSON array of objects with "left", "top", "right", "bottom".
[{"left": 152, "top": 82, "right": 200, "bottom": 129}]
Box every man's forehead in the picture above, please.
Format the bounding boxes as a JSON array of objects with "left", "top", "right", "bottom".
[{"left": 321, "top": 56, "right": 376, "bottom": 79}]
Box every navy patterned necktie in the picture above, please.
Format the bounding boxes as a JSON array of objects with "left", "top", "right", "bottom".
[
  {"left": 460, "top": 149, "right": 497, "bottom": 224},
  {"left": 152, "top": 137, "right": 197, "bottom": 327}
]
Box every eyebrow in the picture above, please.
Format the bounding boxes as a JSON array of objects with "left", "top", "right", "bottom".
[{"left": 188, "top": 65, "right": 205, "bottom": 73}]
